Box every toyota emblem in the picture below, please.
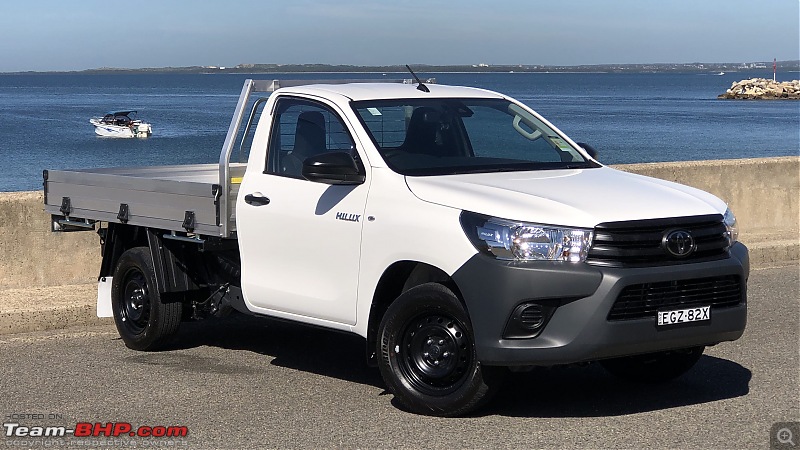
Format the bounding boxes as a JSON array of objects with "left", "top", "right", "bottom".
[{"left": 663, "top": 230, "right": 696, "bottom": 257}]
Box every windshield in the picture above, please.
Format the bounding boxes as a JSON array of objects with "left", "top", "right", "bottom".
[{"left": 352, "top": 98, "right": 598, "bottom": 176}]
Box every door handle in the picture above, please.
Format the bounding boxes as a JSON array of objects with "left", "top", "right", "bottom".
[{"left": 244, "top": 193, "right": 270, "bottom": 206}]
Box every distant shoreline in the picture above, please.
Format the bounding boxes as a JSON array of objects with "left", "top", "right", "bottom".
[{"left": 3, "top": 61, "right": 799, "bottom": 75}]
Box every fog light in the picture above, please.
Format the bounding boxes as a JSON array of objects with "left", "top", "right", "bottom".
[{"left": 503, "top": 302, "right": 558, "bottom": 339}]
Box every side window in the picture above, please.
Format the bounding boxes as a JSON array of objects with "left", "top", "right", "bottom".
[{"left": 266, "top": 98, "right": 355, "bottom": 178}]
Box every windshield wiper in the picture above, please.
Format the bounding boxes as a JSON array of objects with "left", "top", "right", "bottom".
[
  {"left": 561, "top": 163, "right": 588, "bottom": 169},
  {"left": 452, "top": 166, "right": 531, "bottom": 174}
]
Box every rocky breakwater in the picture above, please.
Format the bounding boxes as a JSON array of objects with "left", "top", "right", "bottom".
[{"left": 718, "top": 78, "right": 800, "bottom": 99}]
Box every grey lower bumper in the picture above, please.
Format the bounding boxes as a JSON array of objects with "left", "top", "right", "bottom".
[{"left": 452, "top": 242, "right": 749, "bottom": 366}]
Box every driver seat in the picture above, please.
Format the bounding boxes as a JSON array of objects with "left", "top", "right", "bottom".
[{"left": 283, "top": 111, "right": 327, "bottom": 177}]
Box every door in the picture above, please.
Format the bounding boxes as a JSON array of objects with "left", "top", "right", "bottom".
[{"left": 236, "top": 96, "right": 368, "bottom": 325}]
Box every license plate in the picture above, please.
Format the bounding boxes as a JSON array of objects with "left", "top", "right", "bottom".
[{"left": 657, "top": 306, "right": 710, "bottom": 326}]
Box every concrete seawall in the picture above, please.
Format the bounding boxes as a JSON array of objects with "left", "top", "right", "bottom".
[
  {"left": 0, "top": 191, "right": 99, "bottom": 290},
  {"left": 0, "top": 156, "right": 798, "bottom": 334},
  {"left": 614, "top": 156, "right": 799, "bottom": 236}
]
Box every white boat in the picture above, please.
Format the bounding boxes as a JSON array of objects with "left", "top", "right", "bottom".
[{"left": 90, "top": 111, "right": 152, "bottom": 138}]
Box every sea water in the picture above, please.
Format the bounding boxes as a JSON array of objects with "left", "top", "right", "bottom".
[{"left": 0, "top": 71, "right": 797, "bottom": 192}]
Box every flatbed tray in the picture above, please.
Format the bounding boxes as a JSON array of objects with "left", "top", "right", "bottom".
[{"left": 43, "top": 163, "right": 245, "bottom": 236}]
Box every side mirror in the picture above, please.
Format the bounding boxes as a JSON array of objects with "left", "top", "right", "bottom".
[
  {"left": 576, "top": 142, "right": 598, "bottom": 160},
  {"left": 302, "top": 152, "right": 365, "bottom": 185}
]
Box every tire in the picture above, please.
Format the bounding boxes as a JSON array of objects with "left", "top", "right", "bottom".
[
  {"left": 377, "top": 282, "right": 505, "bottom": 416},
  {"left": 111, "top": 247, "right": 182, "bottom": 351},
  {"left": 600, "top": 346, "right": 705, "bottom": 383}
]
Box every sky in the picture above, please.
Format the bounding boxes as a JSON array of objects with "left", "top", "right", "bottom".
[{"left": 1, "top": 0, "right": 798, "bottom": 72}]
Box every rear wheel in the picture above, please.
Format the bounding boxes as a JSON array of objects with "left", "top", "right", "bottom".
[
  {"left": 600, "top": 346, "right": 705, "bottom": 383},
  {"left": 111, "top": 247, "right": 182, "bottom": 351},
  {"left": 377, "top": 283, "right": 505, "bottom": 416}
]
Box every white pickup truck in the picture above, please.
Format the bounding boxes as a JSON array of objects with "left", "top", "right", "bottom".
[{"left": 44, "top": 77, "right": 748, "bottom": 416}]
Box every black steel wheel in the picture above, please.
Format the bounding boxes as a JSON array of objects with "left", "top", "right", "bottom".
[
  {"left": 111, "top": 247, "right": 182, "bottom": 351},
  {"left": 120, "top": 269, "right": 150, "bottom": 335},
  {"left": 377, "top": 282, "right": 505, "bottom": 416},
  {"left": 600, "top": 346, "right": 705, "bottom": 383}
]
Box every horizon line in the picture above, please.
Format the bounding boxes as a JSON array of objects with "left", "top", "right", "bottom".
[{"left": 3, "top": 60, "right": 800, "bottom": 75}]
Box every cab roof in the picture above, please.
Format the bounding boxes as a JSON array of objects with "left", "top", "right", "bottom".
[{"left": 276, "top": 82, "right": 505, "bottom": 102}]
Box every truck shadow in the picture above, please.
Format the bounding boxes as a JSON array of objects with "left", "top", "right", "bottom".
[
  {"left": 485, "top": 356, "right": 751, "bottom": 418},
  {"left": 168, "top": 313, "right": 751, "bottom": 418},
  {"left": 168, "top": 312, "right": 384, "bottom": 388}
]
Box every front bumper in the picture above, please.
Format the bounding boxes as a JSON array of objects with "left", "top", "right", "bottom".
[{"left": 451, "top": 242, "right": 749, "bottom": 366}]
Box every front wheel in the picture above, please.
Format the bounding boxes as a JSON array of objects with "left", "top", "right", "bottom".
[
  {"left": 377, "top": 283, "right": 505, "bottom": 416},
  {"left": 111, "top": 247, "right": 182, "bottom": 351},
  {"left": 600, "top": 346, "right": 705, "bottom": 383}
]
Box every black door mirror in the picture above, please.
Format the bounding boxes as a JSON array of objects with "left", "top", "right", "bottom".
[
  {"left": 302, "top": 152, "right": 365, "bottom": 185},
  {"left": 576, "top": 142, "right": 598, "bottom": 160}
]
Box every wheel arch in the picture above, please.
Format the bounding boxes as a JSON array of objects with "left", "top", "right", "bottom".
[
  {"left": 100, "top": 224, "right": 216, "bottom": 297},
  {"left": 365, "top": 260, "right": 466, "bottom": 366},
  {"left": 99, "top": 223, "right": 149, "bottom": 280}
]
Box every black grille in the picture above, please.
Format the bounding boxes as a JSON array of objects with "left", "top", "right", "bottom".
[
  {"left": 587, "top": 214, "right": 729, "bottom": 267},
  {"left": 608, "top": 275, "right": 743, "bottom": 321}
]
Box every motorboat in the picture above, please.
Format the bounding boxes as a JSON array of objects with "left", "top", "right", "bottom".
[{"left": 90, "top": 111, "right": 152, "bottom": 138}]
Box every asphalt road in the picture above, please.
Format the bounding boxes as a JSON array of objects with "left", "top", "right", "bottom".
[{"left": 1, "top": 264, "right": 797, "bottom": 449}]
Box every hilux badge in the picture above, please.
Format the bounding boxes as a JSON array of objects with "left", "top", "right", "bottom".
[
  {"left": 336, "top": 212, "right": 361, "bottom": 223},
  {"left": 663, "top": 230, "right": 695, "bottom": 257}
]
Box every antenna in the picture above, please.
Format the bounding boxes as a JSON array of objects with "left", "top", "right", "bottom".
[{"left": 405, "top": 65, "right": 430, "bottom": 93}]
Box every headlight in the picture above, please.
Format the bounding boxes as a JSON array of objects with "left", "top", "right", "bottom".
[
  {"left": 723, "top": 207, "right": 738, "bottom": 246},
  {"left": 460, "top": 211, "right": 593, "bottom": 262}
]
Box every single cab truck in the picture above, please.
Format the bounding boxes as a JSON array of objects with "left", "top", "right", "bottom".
[{"left": 44, "top": 78, "right": 748, "bottom": 416}]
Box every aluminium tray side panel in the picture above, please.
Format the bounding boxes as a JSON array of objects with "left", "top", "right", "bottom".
[{"left": 44, "top": 164, "right": 243, "bottom": 236}]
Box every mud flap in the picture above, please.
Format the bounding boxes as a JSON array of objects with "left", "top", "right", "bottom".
[{"left": 97, "top": 276, "right": 113, "bottom": 318}]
